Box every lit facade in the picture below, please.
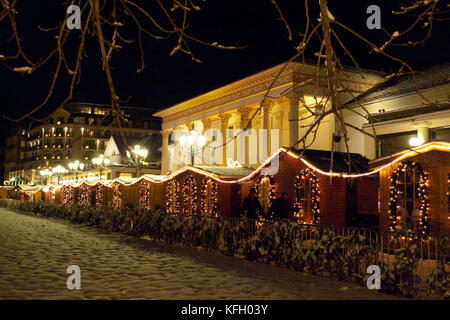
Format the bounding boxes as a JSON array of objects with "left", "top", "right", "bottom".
[{"left": 154, "top": 62, "right": 384, "bottom": 174}]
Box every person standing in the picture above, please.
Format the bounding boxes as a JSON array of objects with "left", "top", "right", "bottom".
[
  {"left": 241, "top": 188, "right": 264, "bottom": 220},
  {"left": 267, "top": 192, "right": 294, "bottom": 220}
]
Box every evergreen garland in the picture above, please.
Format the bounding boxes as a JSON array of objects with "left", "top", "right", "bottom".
[
  {"left": 182, "top": 175, "right": 198, "bottom": 215},
  {"left": 78, "top": 183, "right": 92, "bottom": 206},
  {"left": 294, "top": 169, "right": 320, "bottom": 225},
  {"left": 165, "top": 179, "right": 179, "bottom": 214},
  {"left": 255, "top": 175, "right": 275, "bottom": 218},
  {"left": 200, "top": 177, "right": 218, "bottom": 216},
  {"left": 112, "top": 183, "right": 122, "bottom": 210},
  {"left": 389, "top": 160, "right": 430, "bottom": 238},
  {"left": 95, "top": 183, "right": 104, "bottom": 207},
  {"left": 139, "top": 180, "right": 151, "bottom": 210}
]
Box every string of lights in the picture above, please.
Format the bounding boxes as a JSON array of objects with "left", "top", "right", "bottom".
[
  {"left": 182, "top": 175, "right": 198, "bottom": 215},
  {"left": 388, "top": 160, "right": 430, "bottom": 238},
  {"left": 165, "top": 179, "right": 180, "bottom": 214},
  {"left": 139, "top": 180, "right": 151, "bottom": 210},
  {"left": 29, "top": 142, "right": 450, "bottom": 194},
  {"left": 294, "top": 169, "right": 320, "bottom": 225},
  {"left": 200, "top": 177, "right": 218, "bottom": 216}
]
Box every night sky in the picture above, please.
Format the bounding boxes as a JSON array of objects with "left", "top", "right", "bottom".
[{"left": 0, "top": 0, "right": 448, "bottom": 136}]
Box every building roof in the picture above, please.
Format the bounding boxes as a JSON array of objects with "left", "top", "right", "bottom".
[
  {"left": 347, "top": 63, "right": 450, "bottom": 105},
  {"left": 153, "top": 61, "right": 383, "bottom": 120},
  {"left": 285, "top": 148, "right": 370, "bottom": 174},
  {"left": 194, "top": 166, "right": 255, "bottom": 178}
]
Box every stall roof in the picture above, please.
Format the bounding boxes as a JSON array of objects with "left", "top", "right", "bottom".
[
  {"left": 286, "top": 148, "right": 370, "bottom": 174},
  {"left": 194, "top": 166, "right": 255, "bottom": 178}
]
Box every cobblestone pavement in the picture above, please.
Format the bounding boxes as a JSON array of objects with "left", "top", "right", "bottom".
[{"left": 0, "top": 208, "right": 399, "bottom": 300}]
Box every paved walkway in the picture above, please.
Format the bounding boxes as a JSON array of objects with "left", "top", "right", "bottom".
[{"left": 0, "top": 208, "right": 399, "bottom": 300}]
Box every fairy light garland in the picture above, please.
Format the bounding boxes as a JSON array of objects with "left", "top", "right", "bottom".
[
  {"left": 61, "top": 185, "right": 76, "bottom": 204},
  {"left": 165, "top": 179, "right": 180, "bottom": 214},
  {"left": 112, "top": 183, "right": 123, "bottom": 210},
  {"left": 50, "top": 187, "right": 56, "bottom": 203},
  {"left": 255, "top": 176, "right": 275, "bottom": 217},
  {"left": 200, "top": 177, "right": 218, "bottom": 216},
  {"left": 78, "top": 183, "right": 92, "bottom": 206},
  {"left": 139, "top": 180, "right": 151, "bottom": 210},
  {"left": 182, "top": 175, "right": 198, "bottom": 215},
  {"left": 388, "top": 160, "right": 430, "bottom": 238},
  {"left": 95, "top": 183, "right": 104, "bottom": 207},
  {"left": 294, "top": 169, "right": 320, "bottom": 225}
]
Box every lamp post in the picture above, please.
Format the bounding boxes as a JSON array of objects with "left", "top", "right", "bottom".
[
  {"left": 39, "top": 169, "right": 53, "bottom": 185},
  {"left": 52, "top": 165, "right": 66, "bottom": 185},
  {"left": 92, "top": 155, "right": 111, "bottom": 180},
  {"left": 68, "top": 160, "right": 84, "bottom": 182},
  {"left": 127, "top": 145, "right": 148, "bottom": 178},
  {"left": 179, "top": 130, "right": 207, "bottom": 165}
]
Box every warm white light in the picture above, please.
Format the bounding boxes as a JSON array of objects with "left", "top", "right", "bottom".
[
  {"left": 409, "top": 137, "right": 424, "bottom": 147},
  {"left": 179, "top": 135, "right": 187, "bottom": 146},
  {"left": 187, "top": 135, "right": 195, "bottom": 146},
  {"left": 197, "top": 135, "right": 207, "bottom": 147}
]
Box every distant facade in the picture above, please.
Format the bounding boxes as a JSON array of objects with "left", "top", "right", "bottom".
[{"left": 2, "top": 102, "right": 161, "bottom": 185}]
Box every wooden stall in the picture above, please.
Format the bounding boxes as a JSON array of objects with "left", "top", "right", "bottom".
[
  {"left": 238, "top": 148, "right": 378, "bottom": 226},
  {"left": 371, "top": 142, "right": 450, "bottom": 236},
  {"left": 162, "top": 167, "right": 251, "bottom": 217}
]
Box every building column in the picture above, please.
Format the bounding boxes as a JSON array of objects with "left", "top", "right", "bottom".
[
  {"left": 161, "top": 129, "right": 171, "bottom": 174},
  {"left": 218, "top": 113, "right": 231, "bottom": 166},
  {"left": 200, "top": 118, "right": 212, "bottom": 165},
  {"left": 262, "top": 101, "right": 273, "bottom": 159},
  {"left": 417, "top": 127, "right": 430, "bottom": 143},
  {"left": 239, "top": 107, "right": 251, "bottom": 166},
  {"left": 288, "top": 93, "right": 300, "bottom": 148}
]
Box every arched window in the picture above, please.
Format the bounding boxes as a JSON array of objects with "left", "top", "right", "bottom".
[
  {"left": 165, "top": 179, "right": 179, "bottom": 214},
  {"left": 201, "top": 177, "right": 218, "bottom": 216},
  {"left": 256, "top": 176, "right": 274, "bottom": 215},
  {"left": 389, "top": 160, "right": 430, "bottom": 237},
  {"left": 294, "top": 169, "right": 320, "bottom": 224},
  {"left": 182, "top": 176, "right": 198, "bottom": 215}
]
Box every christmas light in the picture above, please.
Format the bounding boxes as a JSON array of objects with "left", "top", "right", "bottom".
[
  {"left": 201, "top": 177, "right": 218, "bottom": 216},
  {"left": 139, "top": 180, "right": 151, "bottom": 210},
  {"left": 165, "top": 179, "right": 180, "bottom": 214},
  {"left": 388, "top": 160, "right": 430, "bottom": 238},
  {"left": 182, "top": 175, "right": 198, "bottom": 215},
  {"left": 294, "top": 169, "right": 320, "bottom": 225}
]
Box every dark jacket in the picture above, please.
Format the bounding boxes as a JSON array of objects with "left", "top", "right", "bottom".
[
  {"left": 267, "top": 197, "right": 294, "bottom": 220},
  {"left": 241, "top": 196, "right": 264, "bottom": 220}
]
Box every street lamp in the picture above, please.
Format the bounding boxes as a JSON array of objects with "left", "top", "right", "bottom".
[
  {"left": 68, "top": 160, "right": 84, "bottom": 182},
  {"left": 179, "top": 130, "right": 207, "bottom": 165},
  {"left": 39, "top": 169, "right": 53, "bottom": 185},
  {"left": 92, "top": 154, "right": 111, "bottom": 180},
  {"left": 52, "top": 165, "right": 66, "bottom": 185},
  {"left": 127, "top": 145, "right": 148, "bottom": 178}
]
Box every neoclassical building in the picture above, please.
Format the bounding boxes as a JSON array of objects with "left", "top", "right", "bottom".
[
  {"left": 155, "top": 62, "right": 450, "bottom": 174},
  {"left": 154, "top": 61, "right": 384, "bottom": 174}
]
